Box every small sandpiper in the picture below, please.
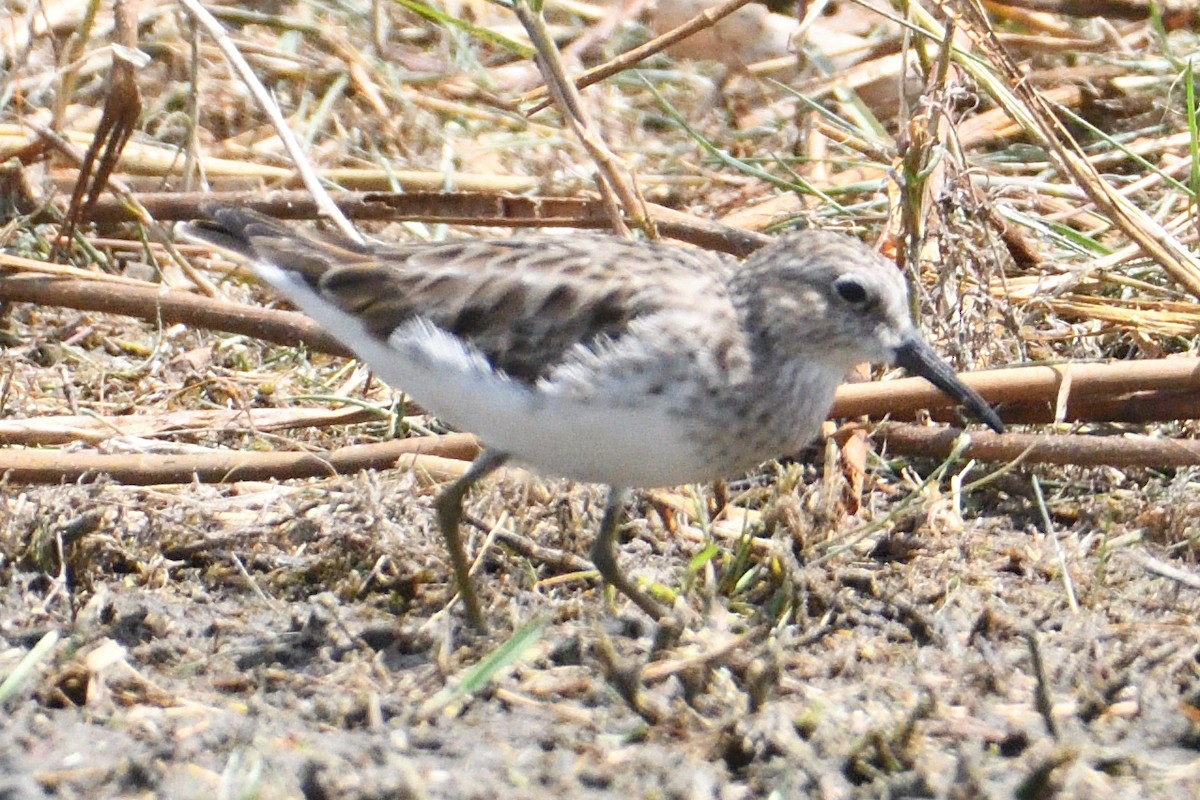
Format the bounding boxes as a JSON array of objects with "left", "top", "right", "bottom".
[{"left": 184, "top": 205, "right": 1003, "bottom": 631}]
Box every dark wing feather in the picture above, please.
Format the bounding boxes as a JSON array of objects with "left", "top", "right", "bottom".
[{"left": 189, "top": 205, "right": 736, "bottom": 383}]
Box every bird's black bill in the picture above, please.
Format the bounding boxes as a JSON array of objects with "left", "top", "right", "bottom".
[{"left": 893, "top": 335, "right": 1004, "bottom": 433}]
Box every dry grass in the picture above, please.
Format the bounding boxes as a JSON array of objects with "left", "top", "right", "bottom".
[{"left": 1, "top": 1, "right": 1199, "bottom": 798}]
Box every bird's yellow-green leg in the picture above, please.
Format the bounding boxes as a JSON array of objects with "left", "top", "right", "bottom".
[{"left": 434, "top": 449, "right": 509, "bottom": 631}]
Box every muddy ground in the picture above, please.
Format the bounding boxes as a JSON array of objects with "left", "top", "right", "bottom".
[{"left": 2, "top": 446, "right": 1198, "bottom": 799}]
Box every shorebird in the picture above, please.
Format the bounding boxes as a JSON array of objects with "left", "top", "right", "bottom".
[{"left": 184, "top": 205, "right": 1003, "bottom": 631}]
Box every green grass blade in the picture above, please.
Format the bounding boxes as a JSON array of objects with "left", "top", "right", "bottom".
[
  {"left": 1186, "top": 59, "right": 1200, "bottom": 207},
  {"left": 0, "top": 629, "right": 59, "bottom": 705},
  {"left": 389, "top": 0, "right": 534, "bottom": 58},
  {"left": 419, "top": 617, "right": 547, "bottom": 717},
  {"left": 640, "top": 74, "right": 849, "bottom": 213}
]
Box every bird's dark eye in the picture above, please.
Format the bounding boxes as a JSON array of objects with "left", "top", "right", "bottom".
[{"left": 834, "top": 276, "right": 870, "bottom": 305}]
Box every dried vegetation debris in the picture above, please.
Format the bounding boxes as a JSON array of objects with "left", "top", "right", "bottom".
[{"left": 2, "top": 0, "right": 1200, "bottom": 798}]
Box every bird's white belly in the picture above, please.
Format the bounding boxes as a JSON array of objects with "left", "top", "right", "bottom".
[
  {"left": 366, "top": 317, "right": 712, "bottom": 487},
  {"left": 481, "top": 396, "right": 712, "bottom": 487}
]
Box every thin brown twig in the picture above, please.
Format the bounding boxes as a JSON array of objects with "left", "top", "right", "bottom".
[
  {"left": 512, "top": 1, "right": 652, "bottom": 238},
  {"left": 1135, "top": 553, "right": 1200, "bottom": 591},
  {"left": 985, "top": 0, "right": 1198, "bottom": 24},
  {"left": 0, "top": 406, "right": 384, "bottom": 446},
  {"left": 833, "top": 358, "right": 1200, "bottom": 419},
  {"left": 54, "top": 0, "right": 141, "bottom": 260},
  {"left": 868, "top": 424, "right": 1200, "bottom": 468},
  {"left": 0, "top": 275, "right": 353, "bottom": 357},
  {"left": 0, "top": 433, "right": 480, "bottom": 484},
  {"left": 64, "top": 190, "right": 772, "bottom": 256},
  {"left": 522, "top": 0, "right": 759, "bottom": 114}
]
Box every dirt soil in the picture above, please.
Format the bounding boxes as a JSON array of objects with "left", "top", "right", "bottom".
[{"left": 2, "top": 451, "right": 1198, "bottom": 799}]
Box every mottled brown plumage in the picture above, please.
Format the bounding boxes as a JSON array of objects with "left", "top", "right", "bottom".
[{"left": 190, "top": 207, "right": 741, "bottom": 383}]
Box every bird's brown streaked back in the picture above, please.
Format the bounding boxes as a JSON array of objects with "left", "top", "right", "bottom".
[{"left": 190, "top": 204, "right": 741, "bottom": 384}]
